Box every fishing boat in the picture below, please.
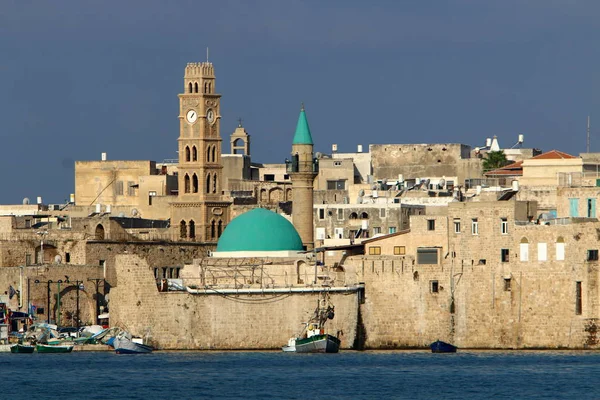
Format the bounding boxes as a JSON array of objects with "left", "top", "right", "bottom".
[
  {"left": 113, "top": 331, "right": 153, "bottom": 354},
  {"left": 282, "top": 292, "right": 341, "bottom": 354},
  {"left": 430, "top": 340, "right": 457, "bottom": 353},
  {"left": 10, "top": 344, "right": 35, "bottom": 353},
  {"left": 36, "top": 343, "right": 74, "bottom": 353}
]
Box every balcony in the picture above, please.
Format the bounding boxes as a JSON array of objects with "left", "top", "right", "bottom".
[{"left": 285, "top": 157, "right": 319, "bottom": 174}]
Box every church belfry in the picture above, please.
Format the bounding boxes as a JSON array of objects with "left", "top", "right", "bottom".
[
  {"left": 170, "top": 62, "right": 230, "bottom": 243},
  {"left": 230, "top": 118, "right": 251, "bottom": 156}
]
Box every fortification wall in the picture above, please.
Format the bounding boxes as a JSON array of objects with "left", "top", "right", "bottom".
[
  {"left": 110, "top": 255, "right": 360, "bottom": 350},
  {"left": 346, "top": 255, "right": 598, "bottom": 349}
]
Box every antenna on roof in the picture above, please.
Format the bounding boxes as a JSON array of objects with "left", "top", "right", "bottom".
[
  {"left": 206, "top": 47, "right": 209, "bottom": 63},
  {"left": 587, "top": 115, "right": 591, "bottom": 153}
]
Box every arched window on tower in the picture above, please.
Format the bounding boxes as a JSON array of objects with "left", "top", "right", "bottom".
[
  {"left": 213, "top": 173, "right": 217, "bottom": 193},
  {"left": 188, "top": 83, "right": 192, "bottom": 93},
  {"left": 184, "top": 174, "right": 191, "bottom": 193},
  {"left": 194, "top": 82, "right": 199, "bottom": 93},
  {"left": 204, "top": 82, "right": 209, "bottom": 94},
  {"left": 95, "top": 224, "right": 105, "bottom": 240},
  {"left": 180, "top": 220, "right": 187, "bottom": 238},
  {"left": 211, "top": 220, "right": 216, "bottom": 239},
  {"left": 217, "top": 219, "right": 223, "bottom": 237},
  {"left": 189, "top": 220, "right": 196, "bottom": 239},
  {"left": 192, "top": 146, "right": 197, "bottom": 162},
  {"left": 211, "top": 146, "right": 216, "bottom": 163},
  {"left": 208, "top": 82, "right": 212, "bottom": 93},
  {"left": 206, "top": 174, "right": 211, "bottom": 193},
  {"left": 192, "top": 174, "right": 198, "bottom": 193},
  {"left": 185, "top": 146, "right": 190, "bottom": 162}
]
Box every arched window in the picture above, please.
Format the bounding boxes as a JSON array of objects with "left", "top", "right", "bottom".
[
  {"left": 213, "top": 173, "right": 217, "bottom": 193},
  {"left": 349, "top": 212, "right": 358, "bottom": 220},
  {"left": 95, "top": 224, "right": 105, "bottom": 240},
  {"left": 520, "top": 237, "right": 529, "bottom": 262},
  {"left": 211, "top": 146, "right": 216, "bottom": 163},
  {"left": 180, "top": 220, "right": 187, "bottom": 238},
  {"left": 185, "top": 146, "right": 190, "bottom": 162},
  {"left": 208, "top": 82, "right": 212, "bottom": 93},
  {"left": 217, "top": 220, "right": 223, "bottom": 237},
  {"left": 204, "top": 82, "right": 209, "bottom": 93},
  {"left": 211, "top": 220, "right": 216, "bottom": 239},
  {"left": 360, "top": 212, "right": 369, "bottom": 219},
  {"left": 207, "top": 146, "right": 211, "bottom": 163},
  {"left": 192, "top": 146, "right": 197, "bottom": 162},
  {"left": 192, "top": 174, "right": 198, "bottom": 193},
  {"left": 184, "top": 174, "right": 191, "bottom": 193},
  {"left": 206, "top": 174, "right": 211, "bottom": 193},
  {"left": 556, "top": 236, "right": 565, "bottom": 261},
  {"left": 188, "top": 83, "right": 193, "bottom": 93},
  {"left": 194, "top": 82, "right": 199, "bottom": 93},
  {"left": 189, "top": 220, "right": 196, "bottom": 239}
]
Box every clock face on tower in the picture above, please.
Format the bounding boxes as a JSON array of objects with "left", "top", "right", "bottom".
[
  {"left": 186, "top": 110, "right": 197, "bottom": 123},
  {"left": 207, "top": 109, "right": 215, "bottom": 124}
]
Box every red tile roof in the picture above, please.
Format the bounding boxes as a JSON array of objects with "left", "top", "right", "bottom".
[{"left": 530, "top": 150, "right": 577, "bottom": 160}]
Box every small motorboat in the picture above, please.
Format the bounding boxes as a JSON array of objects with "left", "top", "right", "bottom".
[
  {"left": 36, "top": 344, "right": 74, "bottom": 353},
  {"left": 10, "top": 344, "right": 35, "bottom": 353},
  {"left": 113, "top": 331, "right": 153, "bottom": 354},
  {"left": 430, "top": 340, "right": 457, "bottom": 353}
]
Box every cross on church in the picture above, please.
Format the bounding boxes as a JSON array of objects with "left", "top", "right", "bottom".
[{"left": 237, "top": 117, "right": 243, "bottom": 127}]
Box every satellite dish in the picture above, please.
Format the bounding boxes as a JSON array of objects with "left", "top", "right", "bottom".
[
  {"left": 131, "top": 208, "right": 139, "bottom": 217},
  {"left": 23, "top": 198, "right": 30, "bottom": 205}
]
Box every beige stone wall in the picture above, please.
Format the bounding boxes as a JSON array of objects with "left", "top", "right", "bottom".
[
  {"left": 557, "top": 187, "right": 600, "bottom": 218},
  {"left": 110, "top": 255, "right": 359, "bottom": 350},
  {"left": 517, "top": 186, "right": 557, "bottom": 213},
  {"left": 316, "top": 158, "right": 355, "bottom": 190},
  {"left": 520, "top": 158, "right": 583, "bottom": 186}
]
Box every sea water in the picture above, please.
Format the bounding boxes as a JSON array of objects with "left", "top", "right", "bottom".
[{"left": 2, "top": 350, "right": 599, "bottom": 399}]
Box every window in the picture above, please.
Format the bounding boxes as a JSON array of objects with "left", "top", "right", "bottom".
[
  {"left": 148, "top": 191, "right": 157, "bottom": 206},
  {"left": 65, "top": 253, "right": 70, "bottom": 263},
  {"left": 538, "top": 243, "right": 547, "bottom": 261},
  {"left": 427, "top": 219, "right": 435, "bottom": 231},
  {"left": 318, "top": 208, "right": 325, "bottom": 220},
  {"left": 556, "top": 237, "right": 565, "bottom": 261},
  {"left": 588, "top": 198, "right": 596, "bottom": 218},
  {"left": 430, "top": 281, "right": 439, "bottom": 293},
  {"left": 369, "top": 246, "right": 381, "bottom": 255},
  {"left": 417, "top": 248, "right": 438, "bottom": 265},
  {"left": 576, "top": 281, "right": 582, "bottom": 315},
  {"left": 349, "top": 212, "right": 358, "bottom": 219},
  {"left": 569, "top": 198, "right": 579, "bottom": 217},
  {"left": 389, "top": 227, "right": 397, "bottom": 234},
  {"left": 504, "top": 278, "right": 511, "bottom": 292},
  {"left": 587, "top": 250, "right": 599, "bottom": 261},
  {"left": 284, "top": 174, "right": 290, "bottom": 180},
  {"left": 501, "top": 218, "right": 508, "bottom": 235},
  {"left": 394, "top": 246, "right": 406, "bottom": 255},
  {"left": 501, "top": 249, "right": 510, "bottom": 262},
  {"left": 337, "top": 209, "right": 344, "bottom": 220},
  {"left": 453, "top": 219, "right": 460, "bottom": 234},
  {"left": 380, "top": 208, "right": 386, "bottom": 218},
  {"left": 114, "top": 181, "right": 124, "bottom": 196},
  {"left": 264, "top": 174, "right": 275, "bottom": 181},
  {"left": 520, "top": 238, "right": 529, "bottom": 262},
  {"left": 334, "top": 228, "right": 344, "bottom": 239},
  {"left": 471, "top": 218, "right": 478, "bottom": 235},
  {"left": 316, "top": 227, "right": 326, "bottom": 240},
  {"left": 327, "top": 180, "right": 346, "bottom": 190},
  {"left": 373, "top": 227, "right": 381, "bottom": 235},
  {"left": 447, "top": 180, "right": 454, "bottom": 191},
  {"left": 25, "top": 220, "right": 30, "bottom": 228},
  {"left": 333, "top": 161, "right": 342, "bottom": 166},
  {"left": 128, "top": 181, "right": 136, "bottom": 196}
]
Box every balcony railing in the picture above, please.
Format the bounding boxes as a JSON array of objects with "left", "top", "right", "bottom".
[{"left": 285, "top": 157, "right": 319, "bottom": 174}]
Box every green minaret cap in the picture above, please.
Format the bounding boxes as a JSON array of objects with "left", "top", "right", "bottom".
[{"left": 292, "top": 103, "right": 314, "bottom": 145}]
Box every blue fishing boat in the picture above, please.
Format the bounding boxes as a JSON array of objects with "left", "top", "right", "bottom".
[{"left": 430, "top": 340, "right": 457, "bottom": 353}]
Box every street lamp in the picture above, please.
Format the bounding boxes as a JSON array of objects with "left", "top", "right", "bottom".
[{"left": 35, "top": 230, "right": 48, "bottom": 264}]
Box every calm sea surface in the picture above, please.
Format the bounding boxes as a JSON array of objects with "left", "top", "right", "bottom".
[{"left": 2, "top": 350, "right": 599, "bottom": 399}]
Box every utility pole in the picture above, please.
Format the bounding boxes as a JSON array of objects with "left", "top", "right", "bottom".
[{"left": 587, "top": 115, "right": 591, "bottom": 153}]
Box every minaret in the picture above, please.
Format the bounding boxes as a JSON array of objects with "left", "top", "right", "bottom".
[
  {"left": 287, "top": 104, "right": 318, "bottom": 250},
  {"left": 170, "top": 62, "right": 230, "bottom": 242}
]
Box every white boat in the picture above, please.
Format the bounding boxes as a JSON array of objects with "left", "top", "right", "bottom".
[
  {"left": 282, "top": 338, "right": 296, "bottom": 352},
  {"left": 113, "top": 331, "right": 153, "bottom": 354}
]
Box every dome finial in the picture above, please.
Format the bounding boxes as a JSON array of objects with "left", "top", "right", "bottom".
[
  {"left": 301, "top": 102, "right": 305, "bottom": 111},
  {"left": 237, "top": 117, "right": 243, "bottom": 128}
]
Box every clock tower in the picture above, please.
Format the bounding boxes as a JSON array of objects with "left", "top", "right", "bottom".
[{"left": 170, "top": 62, "right": 230, "bottom": 243}]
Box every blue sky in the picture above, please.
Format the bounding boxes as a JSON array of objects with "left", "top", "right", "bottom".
[{"left": 1, "top": 0, "right": 599, "bottom": 204}]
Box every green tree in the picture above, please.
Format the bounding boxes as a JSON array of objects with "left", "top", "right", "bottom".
[{"left": 483, "top": 150, "right": 509, "bottom": 172}]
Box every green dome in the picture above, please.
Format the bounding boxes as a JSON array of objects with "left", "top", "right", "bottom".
[{"left": 216, "top": 208, "right": 304, "bottom": 252}]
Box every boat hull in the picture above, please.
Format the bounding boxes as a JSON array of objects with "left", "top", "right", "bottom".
[
  {"left": 114, "top": 336, "right": 153, "bottom": 354},
  {"left": 10, "top": 344, "right": 35, "bottom": 353},
  {"left": 36, "top": 344, "right": 74, "bottom": 353},
  {"left": 294, "top": 334, "right": 340, "bottom": 353},
  {"left": 430, "top": 340, "right": 457, "bottom": 353}
]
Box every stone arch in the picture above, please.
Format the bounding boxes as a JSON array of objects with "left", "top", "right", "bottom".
[
  {"left": 206, "top": 145, "right": 212, "bottom": 163},
  {"left": 349, "top": 212, "right": 358, "bottom": 220},
  {"left": 260, "top": 188, "right": 268, "bottom": 203},
  {"left": 210, "top": 219, "right": 216, "bottom": 239},
  {"left": 192, "top": 146, "right": 197, "bottom": 162},
  {"left": 54, "top": 286, "right": 95, "bottom": 327},
  {"left": 180, "top": 220, "right": 187, "bottom": 238},
  {"left": 194, "top": 82, "right": 199, "bottom": 93},
  {"left": 185, "top": 146, "right": 190, "bottom": 162},
  {"left": 233, "top": 138, "right": 245, "bottom": 155},
  {"left": 212, "top": 146, "right": 216, "bottom": 163},
  {"left": 206, "top": 174, "right": 211, "bottom": 193},
  {"left": 360, "top": 212, "right": 369, "bottom": 219},
  {"left": 208, "top": 82, "right": 212, "bottom": 93},
  {"left": 269, "top": 187, "right": 283, "bottom": 203},
  {"left": 520, "top": 237, "right": 529, "bottom": 243},
  {"left": 212, "top": 173, "right": 217, "bottom": 193},
  {"left": 189, "top": 220, "right": 196, "bottom": 239},
  {"left": 184, "top": 174, "right": 191, "bottom": 193},
  {"left": 192, "top": 174, "right": 198, "bottom": 193},
  {"left": 296, "top": 260, "right": 308, "bottom": 284},
  {"left": 204, "top": 82, "right": 209, "bottom": 93},
  {"left": 557, "top": 236, "right": 565, "bottom": 243},
  {"left": 217, "top": 219, "right": 223, "bottom": 237},
  {"left": 36, "top": 244, "right": 58, "bottom": 264},
  {"left": 95, "top": 224, "right": 105, "bottom": 240},
  {"left": 188, "top": 82, "right": 193, "bottom": 93}
]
